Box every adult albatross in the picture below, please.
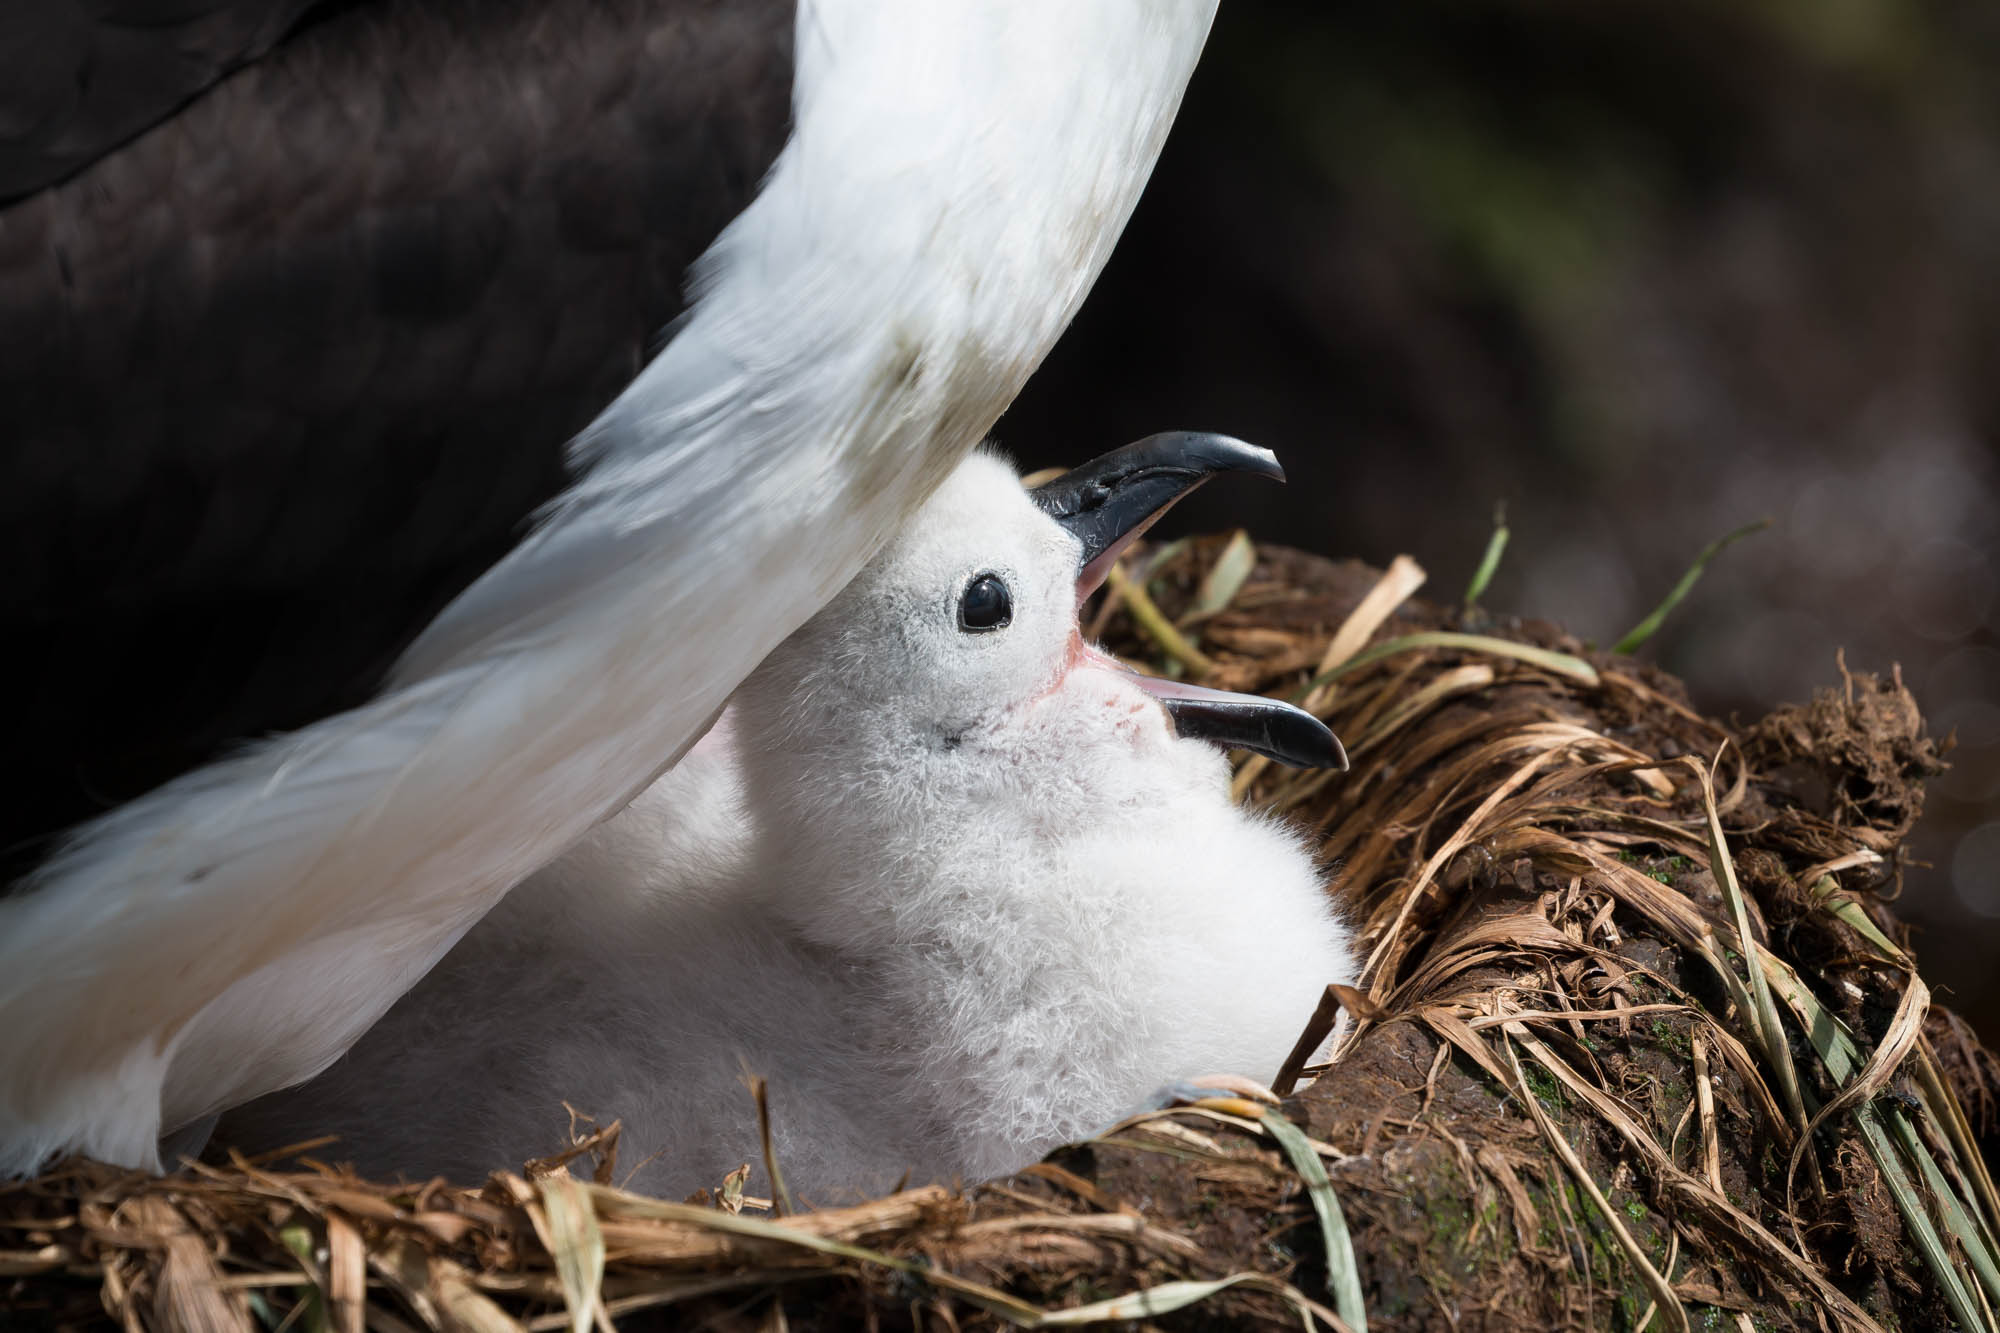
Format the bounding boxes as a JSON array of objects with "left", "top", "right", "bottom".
[{"left": 0, "top": 0, "right": 1218, "bottom": 1174}]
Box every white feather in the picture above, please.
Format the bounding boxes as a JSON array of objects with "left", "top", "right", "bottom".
[{"left": 0, "top": 1, "right": 1219, "bottom": 1175}]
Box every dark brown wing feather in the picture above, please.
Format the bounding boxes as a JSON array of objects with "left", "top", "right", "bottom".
[
  {"left": 0, "top": 1, "right": 325, "bottom": 200},
  {"left": 0, "top": 0, "right": 794, "bottom": 875}
]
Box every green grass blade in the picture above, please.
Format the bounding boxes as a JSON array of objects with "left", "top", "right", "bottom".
[
  {"left": 1698, "top": 765, "right": 1810, "bottom": 1145},
  {"left": 1463, "top": 505, "right": 1510, "bottom": 607},
  {"left": 1614, "top": 519, "right": 1770, "bottom": 655},
  {"left": 1755, "top": 956, "right": 2000, "bottom": 1330},
  {"left": 1263, "top": 1108, "right": 1367, "bottom": 1331},
  {"left": 276, "top": 1223, "right": 332, "bottom": 1333},
  {"left": 1888, "top": 1107, "right": 2000, "bottom": 1310},
  {"left": 1856, "top": 1103, "right": 1989, "bottom": 1329},
  {"left": 1808, "top": 875, "right": 1908, "bottom": 963},
  {"left": 1293, "top": 631, "right": 1598, "bottom": 698}
]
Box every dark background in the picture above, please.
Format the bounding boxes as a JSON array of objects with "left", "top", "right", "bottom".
[{"left": 1001, "top": 0, "right": 2000, "bottom": 1032}]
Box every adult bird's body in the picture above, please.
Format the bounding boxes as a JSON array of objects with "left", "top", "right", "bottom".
[{"left": 0, "top": 0, "right": 1219, "bottom": 1174}]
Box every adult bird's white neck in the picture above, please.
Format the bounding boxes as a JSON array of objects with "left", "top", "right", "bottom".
[{"left": 0, "top": 0, "right": 1218, "bottom": 1175}]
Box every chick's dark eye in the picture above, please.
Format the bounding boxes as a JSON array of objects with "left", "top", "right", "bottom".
[{"left": 958, "top": 573, "right": 1012, "bottom": 632}]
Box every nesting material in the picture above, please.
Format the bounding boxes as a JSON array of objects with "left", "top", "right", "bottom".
[{"left": 5, "top": 537, "right": 1995, "bottom": 1332}]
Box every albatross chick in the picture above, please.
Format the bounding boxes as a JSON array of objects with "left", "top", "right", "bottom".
[{"left": 223, "top": 436, "right": 1356, "bottom": 1199}]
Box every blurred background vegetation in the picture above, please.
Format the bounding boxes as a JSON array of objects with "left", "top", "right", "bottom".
[{"left": 1003, "top": 0, "right": 2000, "bottom": 1031}]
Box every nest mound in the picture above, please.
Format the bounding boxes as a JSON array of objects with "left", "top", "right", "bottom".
[{"left": 6, "top": 539, "right": 1996, "bottom": 1332}]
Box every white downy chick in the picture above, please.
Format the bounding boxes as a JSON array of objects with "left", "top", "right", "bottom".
[{"left": 221, "top": 437, "right": 1356, "bottom": 1201}]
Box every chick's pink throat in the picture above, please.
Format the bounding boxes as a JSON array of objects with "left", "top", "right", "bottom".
[
  {"left": 1038, "top": 633, "right": 1163, "bottom": 720},
  {"left": 1042, "top": 632, "right": 1121, "bottom": 693}
]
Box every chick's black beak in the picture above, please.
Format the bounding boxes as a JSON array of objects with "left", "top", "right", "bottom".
[
  {"left": 1031, "top": 432, "right": 1346, "bottom": 772},
  {"left": 1030, "top": 432, "right": 1284, "bottom": 598},
  {"left": 1133, "top": 676, "right": 1349, "bottom": 771}
]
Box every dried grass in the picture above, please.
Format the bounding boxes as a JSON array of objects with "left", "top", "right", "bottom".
[{"left": 5, "top": 536, "right": 1995, "bottom": 1331}]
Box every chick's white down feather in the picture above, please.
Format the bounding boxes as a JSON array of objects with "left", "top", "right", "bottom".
[{"left": 223, "top": 454, "right": 1356, "bottom": 1200}]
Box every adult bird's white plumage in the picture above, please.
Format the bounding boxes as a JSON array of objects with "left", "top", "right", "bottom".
[
  {"left": 222, "top": 442, "right": 1357, "bottom": 1199},
  {"left": 0, "top": 2, "right": 1219, "bottom": 1175}
]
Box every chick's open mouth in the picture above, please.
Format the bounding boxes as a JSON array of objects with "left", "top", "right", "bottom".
[{"left": 1052, "top": 632, "right": 1347, "bottom": 771}]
